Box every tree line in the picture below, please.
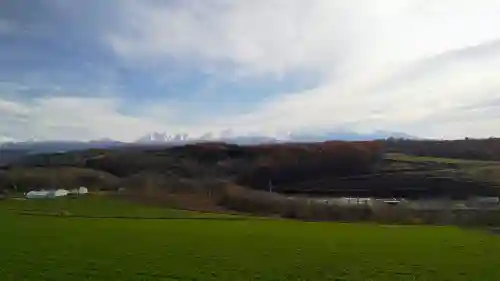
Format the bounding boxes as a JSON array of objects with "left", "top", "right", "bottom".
[{"left": 382, "top": 138, "right": 500, "bottom": 161}]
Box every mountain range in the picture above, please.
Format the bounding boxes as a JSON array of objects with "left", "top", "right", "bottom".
[
  {"left": 134, "top": 130, "right": 416, "bottom": 144},
  {"left": 0, "top": 130, "right": 416, "bottom": 165}
]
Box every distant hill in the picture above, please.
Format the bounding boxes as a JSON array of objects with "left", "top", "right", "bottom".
[
  {"left": 0, "top": 140, "right": 124, "bottom": 166},
  {"left": 0, "top": 149, "right": 30, "bottom": 166},
  {"left": 286, "top": 130, "right": 417, "bottom": 142},
  {"left": 383, "top": 138, "right": 500, "bottom": 161}
]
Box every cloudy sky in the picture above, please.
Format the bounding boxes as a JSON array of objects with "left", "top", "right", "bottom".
[{"left": 1, "top": 0, "right": 500, "bottom": 142}]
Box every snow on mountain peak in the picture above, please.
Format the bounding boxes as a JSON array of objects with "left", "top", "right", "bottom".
[
  {"left": 137, "top": 132, "right": 190, "bottom": 143},
  {"left": 0, "top": 136, "right": 15, "bottom": 144},
  {"left": 135, "top": 129, "right": 416, "bottom": 144}
]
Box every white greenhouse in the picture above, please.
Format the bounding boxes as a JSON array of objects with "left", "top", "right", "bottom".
[
  {"left": 25, "top": 190, "right": 50, "bottom": 199},
  {"left": 25, "top": 189, "right": 69, "bottom": 199},
  {"left": 49, "top": 189, "right": 69, "bottom": 197},
  {"left": 78, "top": 186, "right": 88, "bottom": 194},
  {"left": 70, "top": 186, "right": 89, "bottom": 195}
]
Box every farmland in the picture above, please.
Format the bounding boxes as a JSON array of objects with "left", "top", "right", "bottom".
[
  {"left": 385, "top": 153, "right": 500, "bottom": 166},
  {"left": 1, "top": 196, "right": 236, "bottom": 219},
  {"left": 2, "top": 197, "right": 500, "bottom": 281}
]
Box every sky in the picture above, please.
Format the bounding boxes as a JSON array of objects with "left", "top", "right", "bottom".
[{"left": 1, "top": 0, "right": 500, "bottom": 142}]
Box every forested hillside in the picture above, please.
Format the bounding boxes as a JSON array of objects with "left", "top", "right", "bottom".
[
  {"left": 1, "top": 141, "right": 380, "bottom": 191},
  {"left": 1, "top": 140, "right": 499, "bottom": 198},
  {"left": 383, "top": 138, "right": 500, "bottom": 161}
]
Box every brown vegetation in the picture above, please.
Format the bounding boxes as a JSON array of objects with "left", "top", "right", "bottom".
[
  {"left": 237, "top": 141, "right": 382, "bottom": 189},
  {"left": 383, "top": 137, "right": 500, "bottom": 161},
  {"left": 0, "top": 167, "right": 119, "bottom": 192},
  {"left": 5, "top": 140, "right": 384, "bottom": 192},
  {"left": 3, "top": 140, "right": 498, "bottom": 199},
  {"left": 225, "top": 192, "right": 371, "bottom": 222}
]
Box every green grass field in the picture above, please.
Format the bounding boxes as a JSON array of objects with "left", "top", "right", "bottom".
[
  {"left": 2, "top": 197, "right": 500, "bottom": 281},
  {"left": 1, "top": 195, "right": 235, "bottom": 219},
  {"left": 385, "top": 153, "right": 500, "bottom": 185},
  {"left": 385, "top": 153, "right": 500, "bottom": 166}
]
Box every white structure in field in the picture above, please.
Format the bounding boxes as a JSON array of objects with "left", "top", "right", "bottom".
[
  {"left": 70, "top": 186, "right": 88, "bottom": 195},
  {"left": 26, "top": 190, "right": 50, "bottom": 199},
  {"left": 50, "top": 189, "right": 69, "bottom": 197},
  {"left": 25, "top": 189, "right": 69, "bottom": 199}
]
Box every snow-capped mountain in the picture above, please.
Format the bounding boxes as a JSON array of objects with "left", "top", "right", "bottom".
[
  {"left": 198, "top": 132, "right": 215, "bottom": 141},
  {"left": 0, "top": 139, "right": 124, "bottom": 165},
  {"left": 136, "top": 132, "right": 190, "bottom": 143},
  {"left": 0, "top": 130, "right": 417, "bottom": 165},
  {"left": 135, "top": 130, "right": 417, "bottom": 145},
  {"left": 2, "top": 130, "right": 416, "bottom": 149},
  {"left": 285, "top": 130, "right": 417, "bottom": 142},
  {"left": 0, "top": 136, "right": 15, "bottom": 144},
  {"left": 136, "top": 131, "right": 280, "bottom": 145}
]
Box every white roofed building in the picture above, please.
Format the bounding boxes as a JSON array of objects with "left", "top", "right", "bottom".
[
  {"left": 26, "top": 190, "right": 51, "bottom": 199},
  {"left": 26, "top": 189, "right": 69, "bottom": 199},
  {"left": 70, "top": 187, "right": 89, "bottom": 195}
]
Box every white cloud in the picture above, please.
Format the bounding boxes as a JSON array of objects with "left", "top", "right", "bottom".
[
  {"left": 199, "top": 39, "right": 500, "bottom": 139},
  {"left": 108, "top": 0, "right": 500, "bottom": 76},
  {"left": 0, "top": 96, "right": 186, "bottom": 142},
  {"left": 0, "top": 98, "right": 30, "bottom": 116},
  {"left": 0, "top": 135, "right": 14, "bottom": 143},
  {"left": 108, "top": 0, "right": 371, "bottom": 76},
  {"left": 3, "top": 0, "right": 500, "bottom": 140},
  {"left": 101, "top": 0, "right": 500, "bottom": 138}
]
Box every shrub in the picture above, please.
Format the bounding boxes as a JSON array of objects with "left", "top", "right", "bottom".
[{"left": 216, "top": 185, "right": 373, "bottom": 222}]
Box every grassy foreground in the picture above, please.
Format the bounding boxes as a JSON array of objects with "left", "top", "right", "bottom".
[
  {"left": 1, "top": 196, "right": 235, "bottom": 219},
  {"left": 2, "top": 197, "right": 500, "bottom": 281}
]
